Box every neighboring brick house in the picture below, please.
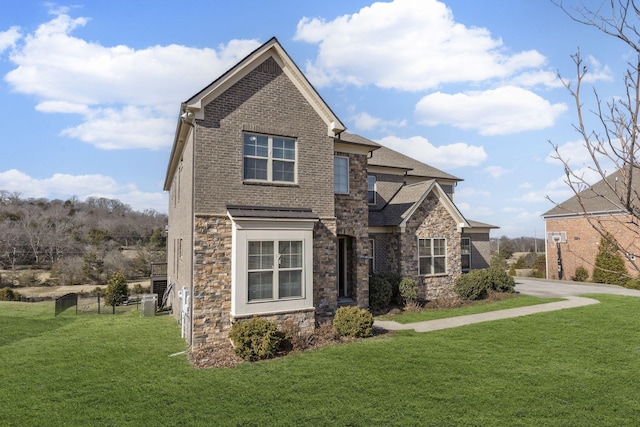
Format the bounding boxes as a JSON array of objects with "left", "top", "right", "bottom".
[
  {"left": 163, "top": 37, "right": 497, "bottom": 349},
  {"left": 542, "top": 169, "right": 639, "bottom": 281}
]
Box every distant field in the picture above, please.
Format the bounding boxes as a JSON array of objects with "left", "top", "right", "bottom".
[{"left": 2, "top": 295, "right": 640, "bottom": 425}]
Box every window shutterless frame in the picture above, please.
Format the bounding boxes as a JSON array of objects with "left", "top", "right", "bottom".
[{"left": 243, "top": 133, "right": 296, "bottom": 183}]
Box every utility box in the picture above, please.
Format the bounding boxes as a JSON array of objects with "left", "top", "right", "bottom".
[{"left": 141, "top": 294, "right": 158, "bottom": 317}]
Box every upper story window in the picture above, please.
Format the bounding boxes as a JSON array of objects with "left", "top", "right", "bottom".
[
  {"left": 367, "top": 175, "right": 376, "bottom": 204},
  {"left": 418, "top": 238, "right": 446, "bottom": 275},
  {"left": 334, "top": 156, "right": 349, "bottom": 194},
  {"left": 243, "top": 133, "right": 296, "bottom": 183}
]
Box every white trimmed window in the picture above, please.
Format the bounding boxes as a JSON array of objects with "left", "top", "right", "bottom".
[
  {"left": 461, "top": 237, "right": 471, "bottom": 273},
  {"left": 367, "top": 175, "right": 376, "bottom": 204},
  {"left": 334, "top": 156, "right": 349, "bottom": 193},
  {"left": 243, "top": 133, "right": 296, "bottom": 183},
  {"left": 247, "top": 240, "right": 303, "bottom": 301},
  {"left": 418, "top": 238, "right": 447, "bottom": 275},
  {"left": 231, "top": 219, "right": 314, "bottom": 316}
]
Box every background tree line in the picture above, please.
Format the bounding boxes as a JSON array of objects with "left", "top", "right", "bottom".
[{"left": 0, "top": 191, "right": 167, "bottom": 287}]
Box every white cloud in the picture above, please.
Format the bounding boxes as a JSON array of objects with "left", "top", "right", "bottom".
[
  {"left": 415, "top": 86, "right": 567, "bottom": 135},
  {"left": 378, "top": 135, "right": 487, "bottom": 169},
  {"left": 351, "top": 112, "right": 406, "bottom": 132},
  {"left": 2, "top": 10, "right": 260, "bottom": 150},
  {"left": 0, "top": 26, "right": 21, "bottom": 53},
  {"left": 0, "top": 169, "right": 167, "bottom": 213},
  {"left": 294, "top": 0, "right": 548, "bottom": 91},
  {"left": 484, "top": 165, "right": 510, "bottom": 178}
]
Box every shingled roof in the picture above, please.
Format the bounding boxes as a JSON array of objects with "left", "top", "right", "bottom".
[
  {"left": 368, "top": 144, "right": 462, "bottom": 181},
  {"left": 543, "top": 169, "right": 640, "bottom": 218}
]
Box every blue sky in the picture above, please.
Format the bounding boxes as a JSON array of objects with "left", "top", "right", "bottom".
[{"left": 0, "top": 1, "right": 631, "bottom": 237}]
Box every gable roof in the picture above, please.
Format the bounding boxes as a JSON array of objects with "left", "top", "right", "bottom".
[
  {"left": 184, "top": 37, "right": 344, "bottom": 133},
  {"left": 370, "top": 179, "right": 468, "bottom": 229},
  {"left": 164, "top": 37, "right": 345, "bottom": 190},
  {"left": 543, "top": 169, "right": 640, "bottom": 218},
  {"left": 368, "top": 145, "right": 462, "bottom": 181}
]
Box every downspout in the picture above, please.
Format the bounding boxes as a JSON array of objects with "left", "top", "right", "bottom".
[{"left": 180, "top": 107, "right": 196, "bottom": 348}]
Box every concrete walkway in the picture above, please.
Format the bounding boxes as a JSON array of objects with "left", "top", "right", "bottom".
[{"left": 373, "top": 277, "right": 640, "bottom": 333}]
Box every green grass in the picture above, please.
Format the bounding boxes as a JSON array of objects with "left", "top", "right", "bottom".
[
  {"left": 2, "top": 296, "right": 640, "bottom": 425},
  {"left": 377, "top": 294, "right": 563, "bottom": 324}
]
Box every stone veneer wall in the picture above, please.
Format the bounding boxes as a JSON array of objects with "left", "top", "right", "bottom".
[
  {"left": 191, "top": 215, "right": 338, "bottom": 349},
  {"left": 334, "top": 151, "right": 370, "bottom": 309},
  {"left": 400, "top": 193, "right": 461, "bottom": 299},
  {"left": 191, "top": 214, "right": 233, "bottom": 349},
  {"left": 313, "top": 218, "right": 338, "bottom": 323}
]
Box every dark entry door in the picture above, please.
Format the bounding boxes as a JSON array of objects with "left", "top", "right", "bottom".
[{"left": 338, "top": 237, "right": 347, "bottom": 298}]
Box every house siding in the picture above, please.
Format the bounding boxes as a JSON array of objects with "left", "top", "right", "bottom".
[
  {"left": 401, "top": 193, "right": 461, "bottom": 299},
  {"left": 192, "top": 57, "right": 334, "bottom": 218},
  {"left": 462, "top": 231, "right": 491, "bottom": 270},
  {"left": 335, "top": 151, "right": 370, "bottom": 309},
  {"left": 545, "top": 214, "right": 638, "bottom": 281},
  {"left": 166, "top": 130, "right": 194, "bottom": 339}
]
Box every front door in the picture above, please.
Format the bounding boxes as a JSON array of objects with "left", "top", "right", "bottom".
[{"left": 338, "top": 237, "right": 348, "bottom": 298}]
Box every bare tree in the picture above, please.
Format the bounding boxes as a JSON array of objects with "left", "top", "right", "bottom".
[{"left": 549, "top": 1, "right": 640, "bottom": 276}]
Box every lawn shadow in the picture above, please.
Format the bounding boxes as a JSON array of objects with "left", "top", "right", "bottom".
[{"left": 0, "top": 315, "right": 76, "bottom": 348}]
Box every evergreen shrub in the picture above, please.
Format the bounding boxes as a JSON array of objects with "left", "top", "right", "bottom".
[
  {"left": 229, "top": 317, "right": 285, "bottom": 361},
  {"left": 333, "top": 306, "right": 374, "bottom": 338}
]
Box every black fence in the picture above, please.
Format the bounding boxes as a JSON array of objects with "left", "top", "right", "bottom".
[
  {"left": 53, "top": 294, "right": 147, "bottom": 315},
  {"left": 55, "top": 293, "right": 78, "bottom": 316}
]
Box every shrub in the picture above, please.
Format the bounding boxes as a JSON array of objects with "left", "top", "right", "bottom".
[
  {"left": 104, "top": 271, "right": 129, "bottom": 306},
  {"left": 487, "top": 267, "right": 515, "bottom": 293},
  {"left": 376, "top": 271, "right": 403, "bottom": 305},
  {"left": 509, "top": 264, "right": 517, "bottom": 276},
  {"left": 333, "top": 306, "right": 374, "bottom": 338},
  {"left": 369, "top": 274, "right": 393, "bottom": 312},
  {"left": 229, "top": 317, "right": 285, "bottom": 361},
  {"left": 454, "top": 267, "right": 515, "bottom": 301},
  {"left": 0, "top": 287, "right": 21, "bottom": 301},
  {"left": 454, "top": 270, "right": 488, "bottom": 300},
  {"left": 625, "top": 278, "right": 640, "bottom": 290},
  {"left": 592, "top": 234, "right": 629, "bottom": 286},
  {"left": 572, "top": 266, "right": 589, "bottom": 282},
  {"left": 398, "top": 277, "right": 419, "bottom": 303}
]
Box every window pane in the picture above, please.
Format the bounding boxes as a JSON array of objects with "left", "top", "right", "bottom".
[
  {"left": 243, "top": 134, "right": 268, "bottom": 157},
  {"left": 244, "top": 158, "right": 267, "bottom": 180},
  {"left": 461, "top": 238, "right": 471, "bottom": 255},
  {"left": 279, "top": 270, "right": 302, "bottom": 298},
  {"left": 273, "top": 138, "right": 295, "bottom": 160},
  {"left": 461, "top": 254, "right": 470, "bottom": 271},
  {"left": 419, "top": 257, "right": 431, "bottom": 275},
  {"left": 248, "top": 271, "right": 273, "bottom": 300},
  {"left": 248, "top": 241, "right": 273, "bottom": 269},
  {"left": 434, "top": 257, "right": 446, "bottom": 274},
  {"left": 367, "top": 176, "right": 376, "bottom": 204},
  {"left": 418, "top": 239, "right": 431, "bottom": 256},
  {"left": 279, "top": 241, "right": 302, "bottom": 268},
  {"left": 434, "top": 239, "right": 446, "bottom": 256},
  {"left": 334, "top": 157, "right": 348, "bottom": 193},
  {"left": 273, "top": 160, "right": 295, "bottom": 182}
]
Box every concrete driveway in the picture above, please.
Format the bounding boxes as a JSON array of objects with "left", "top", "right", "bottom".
[{"left": 374, "top": 277, "right": 640, "bottom": 333}]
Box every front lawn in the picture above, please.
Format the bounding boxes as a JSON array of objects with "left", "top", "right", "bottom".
[
  {"left": 1, "top": 295, "right": 639, "bottom": 425},
  {"left": 377, "top": 294, "right": 563, "bottom": 324}
]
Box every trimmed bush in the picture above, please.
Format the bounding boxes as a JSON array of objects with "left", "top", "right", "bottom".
[
  {"left": 369, "top": 274, "right": 393, "bottom": 312},
  {"left": 572, "top": 266, "right": 589, "bottom": 282},
  {"left": 333, "top": 306, "right": 374, "bottom": 338},
  {"left": 592, "top": 234, "right": 628, "bottom": 286},
  {"left": 399, "top": 277, "right": 419, "bottom": 303},
  {"left": 454, "top": 270, "right": 488, "bottom": 300},
  {"left": 229, "top": 317, "right": 285, "bottom": 361},
  {"left": 454, "top": 267, "right": 515, "bottom": 301}
]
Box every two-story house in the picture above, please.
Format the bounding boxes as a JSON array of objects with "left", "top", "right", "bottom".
[{"left": 163, "top": 37, "right": 497, "bottom": 349}]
